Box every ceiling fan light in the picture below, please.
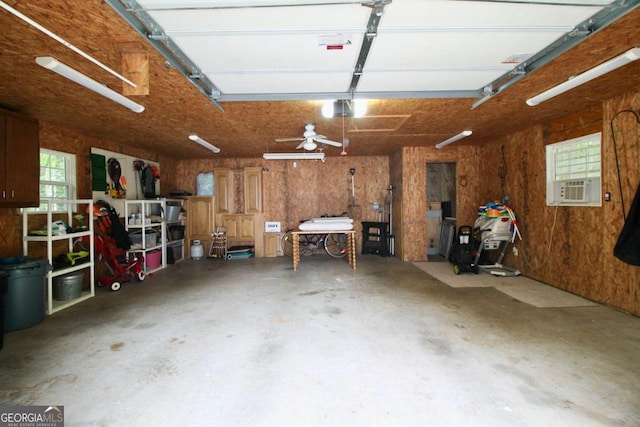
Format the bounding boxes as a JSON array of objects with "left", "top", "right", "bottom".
[{"left": 303, "top": 140, "right": 317, "bottom": 151}]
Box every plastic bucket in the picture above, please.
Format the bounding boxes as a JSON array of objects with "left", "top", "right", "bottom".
[
  {"left": 166, "top": 205, "right": 181, "bottom": 221},
  {"left": 54, "top": 271, "right": 83, "bottom": 301}
]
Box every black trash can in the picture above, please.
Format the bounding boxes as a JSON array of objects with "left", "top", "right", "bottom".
[
  {"left": 0, "top": 258, "right": 51, "bottom": 332},
  {"left": 0, "top": 271, "right": 8, "bottom": 350}
]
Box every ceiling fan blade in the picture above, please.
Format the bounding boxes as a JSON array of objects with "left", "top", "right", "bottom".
[
  {"left": 295, "top": 141, "right": 306, "bottom": 150},
  {"left": 315, "top": 137, "right": 342, "bottom": 147},
  {"left": 275, "top": 137, "right": 304, "bottom": 142}
]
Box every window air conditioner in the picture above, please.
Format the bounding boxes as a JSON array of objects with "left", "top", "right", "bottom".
[{"left": 560, "top": 179, "right": 590, "bottom": 203}]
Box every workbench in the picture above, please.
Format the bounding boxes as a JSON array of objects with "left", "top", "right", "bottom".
[{"left": 291, "top": 230, "right": 357, "bottom": 271}]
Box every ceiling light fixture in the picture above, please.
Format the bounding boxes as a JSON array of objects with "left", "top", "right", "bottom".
[
  {"left": 526, "top": 47, "right": 640, "bottom": 106},
  {"left": 263, "top": 153, "right": 325, "bottom": 161},
  {"left": 435, "top": 130, "right": 473, "bottom": 149},
  {"left": 188, "top": 135, "right": 220, "bottom": 153},
  {"left": 321, "top": 99, "right": 367, "bottom": 118},
  {"left": 35, "top": 56, "right": 145, "bottom": 113}
]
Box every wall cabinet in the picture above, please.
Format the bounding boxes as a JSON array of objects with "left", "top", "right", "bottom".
[
  {"left": 223, "top": 214, "right": 255, "bottom": 241},
  {"left": 0, "top": 110, "right": 39, "bottom": 207},
  {"left": 244, "top": 167, "right": 263, "bottom": 214},
  {"left": 185, "top": 196, "right": 216, "bottom": 256},
  {"left": 263, "top": 233, "right": 282, "bottom": 257},
  {"left": 222, "top": 213, "right": 264, "bottom": 257},
  {"left": 213, "top": 168, "right": 233, "bottom": 215}
]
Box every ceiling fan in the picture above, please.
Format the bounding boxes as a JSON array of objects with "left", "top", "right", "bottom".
[{"left": 275, "top": 123, "right": 342, "bottom": 151}]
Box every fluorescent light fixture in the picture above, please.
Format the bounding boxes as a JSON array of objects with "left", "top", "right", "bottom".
[
  {"left": 188, "top": 135, "right": 220, "bottom": 153},
  {"left": 2, "top": 1, "right": 136, "bottom": 87},
  {"left": 526, "top": 47, "right": 640, "bottom": 106},
  {"left": 263, "top": 152, "right": 325, "bottom": 161},
  {"left": 35, "top": 56, "right": 145, "bottom": 113},
  {"left": 435, "top": 130, "right": 473, "bottom": 149}
]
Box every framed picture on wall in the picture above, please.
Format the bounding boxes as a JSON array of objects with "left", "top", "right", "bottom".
[{"left": 196, "top": 172, "right": 214, "bottom": 196}]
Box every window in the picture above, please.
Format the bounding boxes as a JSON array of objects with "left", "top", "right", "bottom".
[
  {"left": 546, "top": 132, "right": 601, "bottom": 206},
  {"left": 33, "top": 149, "right": 77, "bottom": 212}
]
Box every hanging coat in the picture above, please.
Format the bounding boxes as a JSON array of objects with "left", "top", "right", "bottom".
[{"left": 614, "top": 182, "right": 640, "bottom": 266}]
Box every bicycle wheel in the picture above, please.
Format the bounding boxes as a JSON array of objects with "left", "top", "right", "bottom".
[
  {"left": 281, "top": 230, "right": 308, "bottom": 257},
  {"left": 281, "top": 230, "right": 296, "bottom": 257},
  {"left": 324, "top": 233, "right": 348, "bottom": 258}
]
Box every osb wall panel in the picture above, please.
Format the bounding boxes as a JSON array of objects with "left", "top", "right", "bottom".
[
  {"left": 175, "top": 156, "right": 390, "bottom": 253},
  {"left": 479, "top": 97, "right": 639, "bottom": 315},
  {"left": 602, "top": 93, "right": 640, "bottom": 315},
  {"left": 401, "top": 145, "right": 481, "bottom": 262},
  {"left": 0, "top": 120, "right": 176, "bottom": 259},
  {"left": 389, "top": 149, "right": 403, "bottom": 259}
]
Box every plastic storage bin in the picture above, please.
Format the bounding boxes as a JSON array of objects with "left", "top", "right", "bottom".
[
  {"left": 146, "top": 250, "right": 162, "bottom": 270},
  {"left": 0, "top": 258, "right": 51, "bottom": 332},
  {"left": 168, "top": 225, "right": 185, "bottom": 240},
  {"left": 129, "top": 229, "right": 158, "bottom": 248}
]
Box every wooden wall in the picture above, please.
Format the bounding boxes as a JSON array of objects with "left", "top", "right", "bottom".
[
  {"left": 389, "top": 149, "right": 403, "bottom": 259},
  {"left": 398, "top": 145, "right": 481, "bottom": 262},
  {"left": 475, "top": 95, "right": 640, "bottom": 316},
  {"left": 174, "top": 156, "right": 390, "bottom": 252},
  {"left": 3, "top": 92, "right": 640, "bottom": 316}
]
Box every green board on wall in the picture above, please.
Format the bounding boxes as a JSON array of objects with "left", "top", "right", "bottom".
[{"left": 91, "top": 153, "right": 107, "bottom": 192}]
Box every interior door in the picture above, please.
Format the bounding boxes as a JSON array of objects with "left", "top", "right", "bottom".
[{"left": 426, "top": 163, "right": 456, "bottom": 258}]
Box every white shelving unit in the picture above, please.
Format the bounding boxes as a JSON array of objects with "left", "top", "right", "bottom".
[
  {"left": 165, "top": 198, "right": 186, "bottom": 264},
  {"left": 22, "top": 199, "right": 95, "bottom": 314},
  {"left": 124, "top": 199, "right": 167, "bottom": 273}
]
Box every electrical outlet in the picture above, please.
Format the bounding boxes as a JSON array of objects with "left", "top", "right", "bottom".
[{"left": 512, "top": 246, "right": 518, "bottom": 256}]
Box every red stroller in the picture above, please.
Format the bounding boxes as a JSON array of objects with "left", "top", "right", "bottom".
[{"left": 93, "top": 235, "right": 146, "bottom": 291}]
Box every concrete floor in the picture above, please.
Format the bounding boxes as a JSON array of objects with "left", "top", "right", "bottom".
[{"left": 0, "top": 255, "right": 639, "bottom": 426}]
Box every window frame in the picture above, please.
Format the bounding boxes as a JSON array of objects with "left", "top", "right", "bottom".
[
  {"left": 31, "top": 148, "right": 77, "bottom": 213},
  {"left": 545, "top": 132, "right": 602, "bottom": 207}
]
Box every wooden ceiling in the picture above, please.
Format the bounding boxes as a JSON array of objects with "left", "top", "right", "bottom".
[{"left": 0, "top": 0, "right": 639, "bottom": 159}]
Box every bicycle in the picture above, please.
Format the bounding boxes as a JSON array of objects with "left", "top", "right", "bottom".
[{"left": 281, "top": 215, "right": 349, "bottom": 258}]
